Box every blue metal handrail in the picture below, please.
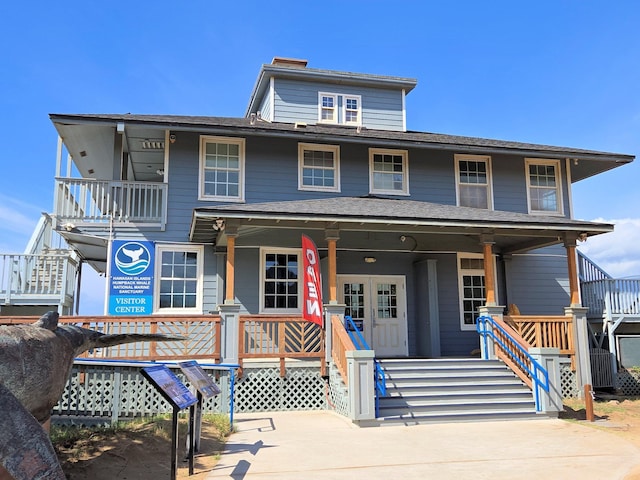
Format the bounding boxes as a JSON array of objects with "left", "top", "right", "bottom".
[
  {"left": 476, "top": 315, "right": 549, "bottom": 412},
  {"left": 344, "top": 316, "right": 386, "bottom": 416}
]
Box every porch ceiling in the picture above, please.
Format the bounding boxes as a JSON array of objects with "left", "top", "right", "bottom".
[
  {"left": 190, "top": 197, "right": 613, "bottom": 254},
  {"left": 58, "top": 231, "right": 109, "bottom": 273}
]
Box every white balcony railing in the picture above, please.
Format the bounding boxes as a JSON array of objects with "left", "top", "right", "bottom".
[
  {"left": 54, "top": 178, "right": 167, "bottom": 228},
  {"left": 582, "top": 279, "right": 640, "bottom": 319},
  {"left": 0, "top": 253, "right": 77, "bottom": 306}
]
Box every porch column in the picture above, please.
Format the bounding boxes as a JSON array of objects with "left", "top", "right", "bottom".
[
  {"left": 481, "top": 236, "right": 497, "bottom": 306},
  {"left": 564, "top": 237, "right": 581, "bottom": 307},
  {"left": 325, "top": 229, "right": 340, "bottom": 304},
  {"left": 224, "top": 226, "right": 238, "bottom": 304},
  {"left": 566, "top": 306, "right": 592, "bottom": 394}
]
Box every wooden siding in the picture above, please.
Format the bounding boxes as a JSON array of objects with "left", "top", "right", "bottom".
[
  {"left": 258, "top": 87, "right": 272, "bottom": 121},
  {"left": 506, "top": 246, "right": 570, "bottom": 315},
  {"left": 273, "top": 78, "right": 405, "bottom": 131}
]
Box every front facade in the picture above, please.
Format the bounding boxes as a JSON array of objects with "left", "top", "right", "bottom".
[{"left": 46, "top": 57, "right": 633, "bottom": 365}]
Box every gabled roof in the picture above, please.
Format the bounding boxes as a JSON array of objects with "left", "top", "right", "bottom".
[{"left": 49, "top": 113, "right": 634, "bottom": 182}]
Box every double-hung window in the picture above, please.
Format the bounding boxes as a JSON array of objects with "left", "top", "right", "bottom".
[
  {"left": 199, "top": 136, "right": 245, "bottom": 201},
  {"left": 369, "top": 148, "right": 409, "bottom": 195},
  {"left": 318, "top": 92, "right": 361, "bottom": 126},
  {"left": 298, "top": 143, "right": 340, "bottom": 192},
  {"left": 260, "top": 248, "right": 301, "bottom": 313},
  {"left": 155, "top": 245, "right": 203, "bottom": 313},
  {"left": 457, "top": 254, "right": 486, "bottom": 330},
  {"left": 525, "top": 159, "right": 563, "bottom": 214},
  {"left": 455, "top": 154, "right": 493, "bottom": 209}
]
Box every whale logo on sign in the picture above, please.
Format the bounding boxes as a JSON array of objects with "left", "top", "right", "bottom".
[{"left": 114, "top": 241, "right": 151, "bottom": 275}]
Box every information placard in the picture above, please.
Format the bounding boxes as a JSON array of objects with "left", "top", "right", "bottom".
[
  {"left": 141, "top": 365, "right": 198, "bottom": 410},
  {"left": 178, "top": 360, "right": 221, "bottom": 398}
]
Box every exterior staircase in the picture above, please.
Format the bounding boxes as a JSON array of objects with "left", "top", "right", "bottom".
[{"left": 376, "top": 358, "right": 539, "bottom": 425}]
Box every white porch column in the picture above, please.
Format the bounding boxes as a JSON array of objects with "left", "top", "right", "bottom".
[
  {"left": 477, "top": 305, "right": 505, "bottom": 360},
  {"left": 565, "top": 306, "right": 592, "bottom": 394},
  {"left": 218, "top": 303, "right": 240, "bottom": 365},
  {"left": 529, "top": 347, "right": 563, "bottom": 416},
  {"left": 346, "top": 349, "right": 376, "bottom": 422},
  {"left": 324, "top": 303, "right": 346, "bottom": 365}
]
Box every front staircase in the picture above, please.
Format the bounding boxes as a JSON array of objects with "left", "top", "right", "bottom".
[{"left": 376, "top": 358, "right": 539, "bottom": 425}]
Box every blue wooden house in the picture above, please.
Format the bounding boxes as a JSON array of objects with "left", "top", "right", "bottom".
[{"left": 2, "top": 57, "right": 637, "bottom": 423}]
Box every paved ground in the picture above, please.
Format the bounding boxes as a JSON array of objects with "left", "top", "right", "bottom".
[{"left": 206, "top": 411, "right": 640, "bottom": 480}]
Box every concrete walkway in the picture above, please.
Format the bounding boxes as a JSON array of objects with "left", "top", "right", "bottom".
[{"left": 204, "top": 411, "right": 640, "bottom": 479}]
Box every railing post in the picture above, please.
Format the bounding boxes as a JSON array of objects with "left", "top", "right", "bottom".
[
  {"left": 565, "top": 306, "right": 592, "bottom": 395},
  {"left": 324, "top": 304, "right": 346, "bottom": 366},
  {"left": 528, "top": 347, "right": 563, "bottom": 416},
  {"left": 346, "top": 349, "right": 376, "bottom": 423},
  {"left": 478, "top": 305, "right": 505, "bottom": 360},
  {"left": 218, "top": 303, "right": 240, "bottom": 365}
]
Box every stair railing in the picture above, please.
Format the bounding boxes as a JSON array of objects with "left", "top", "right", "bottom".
[
  {"left": 476, "top": 315, "right": 549, "bottom": 412},
  {"left": 344, "top": 316, "right": 386, "bottom": 416}
]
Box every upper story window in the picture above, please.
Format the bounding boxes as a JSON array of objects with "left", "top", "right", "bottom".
[
  {"left": 318, "top": 92, "right": 362, "bottom": 126},
  {"left": 455, "top": 154, "right": 493, "bottom": 209},
  {"left": 298, "top": 143, "right": 340, "bottom": 192},
  {"left": 260, "top": 248, "right": 301, "bottom": 313},
  {"left": 525, "top": 158, "right": 563, "bottom": 215},
  {"left": 155, "top": 244, "right": 203, "bottom": 314},
  {"left": 369, "top": 148, "right": 409, "bottom": 195},
  {"left": 199, "top": 136, "right": 245, "bottom": 202}
]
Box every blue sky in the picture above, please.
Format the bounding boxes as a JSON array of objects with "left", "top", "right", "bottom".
[{"left": 1, "top": 1, "right": 639, "bottom": 313}]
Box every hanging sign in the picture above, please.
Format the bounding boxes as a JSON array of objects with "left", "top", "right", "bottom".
[
  {"left": 302, "top": 235, "right": 323, "bottom": 327},
  {"left": 108, "top": 240, "right": 155, "bottom": 315}
]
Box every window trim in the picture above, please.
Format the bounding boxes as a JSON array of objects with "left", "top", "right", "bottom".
[
  {"left": 368, "top": 148, "right": 410, "bottom": 196},
  {"left": 154, "top": 244, "right": 204, "bottom": 314},
  {"left": 198, "top": 135, "right": 245, "bottom": 202},
  {"left": 454, "top": 154, "right": 494, "bottom": 210},
  {"left": 318, "top": 92, "right": 338, "bottom": 124},
  {"left": 297, "top": 143, "right": 341, "bottom": 192},
  {"left": 343, "top": 94, "right": 362, "bottom": 126},
  {"left": 457, "top": 253, "right": 495, "bottom": 331},
  {"left": 524, "top": 158, "right": 564, "bottom": 215},
  {"left": 259, "top": 247, "right": 302, "bottom": 314}
]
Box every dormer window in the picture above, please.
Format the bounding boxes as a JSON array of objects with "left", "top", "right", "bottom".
[{"left": 318, "top": 92, "right": 361, "bottom": 126}]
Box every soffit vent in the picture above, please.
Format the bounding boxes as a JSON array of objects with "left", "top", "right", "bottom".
[{"left": 141, "top": 139, "right": 165, "bottom": 150}]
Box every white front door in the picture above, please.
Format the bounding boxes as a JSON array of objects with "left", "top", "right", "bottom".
[{"left": 338, "top": 275, "right": 408, "bottom": 357}]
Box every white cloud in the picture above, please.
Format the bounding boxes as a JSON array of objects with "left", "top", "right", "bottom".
[
  {"left": 0, "top": 195, "right": 44, "bottom": 252},
  {"left": 578, "top": 218, "right": 640, "bottom": 278}
]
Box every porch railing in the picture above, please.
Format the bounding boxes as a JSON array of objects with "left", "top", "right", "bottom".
[
  {"left": 0, "top": 253, "right": 77, "bottom": 306},
  {"left": 238, "top": 315, "right": 324, "bottom": 375},
  {"left": 476, "top": 315, "right": 549, "bottom": 411},
  {"left": 504, "top": 314, "right": 575, "bottom": 368},
  {"left": 581, "top": 279, "right": 640, "bottom": 319},
  {"left": 54, "top": 177, "right": 167, "bottom": 228},
  {"left": 331, "top": 314, "right": 355, "bottom": 385},
  {"left": 1, "top": 315, "right": 221, "bottom": 361}
]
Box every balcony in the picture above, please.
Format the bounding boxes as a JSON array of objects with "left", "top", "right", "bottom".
[
  {"left": 54, "top": 178, "right": 167, "bottom": 229},
  {"left": 0, "top": 252, "right": 77, "bottom": 310}
]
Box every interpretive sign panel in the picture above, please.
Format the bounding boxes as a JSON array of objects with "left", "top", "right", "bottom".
[
  {"left": 178, "top": 360, "right": 221, "bottom": 398},
  {"left": 108, "top": 240, "right": 155, "bottom": 315},
  {"left": 141, "top": 365, "right": 198, "bottom": 410}
]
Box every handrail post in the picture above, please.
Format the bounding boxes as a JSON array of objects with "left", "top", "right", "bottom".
[
  {"left": 478, "top": 305, "right": 505, "bottom": 360},
  {"left": 324, "top": 304, "right": 346, "bottom": 366},
  {"left": 529, "top": 347, "right": 562, "bottom": 415},
  {"left": 218, "top": 303, "right": 240, "bottom": 365},
  {"left": 346, "top": 349, "right": 376, "bottom": 423}
]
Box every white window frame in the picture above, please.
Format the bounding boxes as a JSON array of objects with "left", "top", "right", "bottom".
[
  {"left": 259, "top": 247, "right": 302, "bottom": 314},
  {"left": 525, "top": 158, "right": 564, "bottom": 215},
  {"left": 298, "top": 143, "right": 340, "bottom": 192},
  {"left": 199, "top": 135, "right": 245, "bottom": 202},
  {"left": 454, "top": 154, "right": 494, "bottom": 210},
  {"left": 457, "top": 253, "right": 495, "bottom": 331},
  {"left": 343, "top": 95, "right": 362, "bottom": 125},
  {"left": 369, "top": 148, "right": 410, "bottom": 196},
  {"left": 318, "top": 93, "right": 338, "bottom": 124},
  {"left": 154, "top": 244, "right": 204, "bottom": 314}
]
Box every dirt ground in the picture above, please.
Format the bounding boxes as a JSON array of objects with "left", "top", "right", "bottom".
[
  {"left": 54, "top": 416, "right": 227, "bottom": 480},
  {"left": 54, "top": 397, "right": 640, "bottom": 480}
]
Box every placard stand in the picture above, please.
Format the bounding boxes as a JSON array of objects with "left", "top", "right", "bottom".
[
  {"left": 141, "top": 365, "right": 198, "bottom": 480},
  {"left": 178, "top": 360, "right": 221, "bottom": 475}
]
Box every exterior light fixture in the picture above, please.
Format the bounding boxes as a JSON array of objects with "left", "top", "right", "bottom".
[
  {"left": 578, "top": 232, "right": 588, "bottom": 242},
  {"left": 212, "top": 218, "right": 226, "bottom": 231},
  {"left": 364, "top": 256, "right": 376, "bottom": 263}
]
